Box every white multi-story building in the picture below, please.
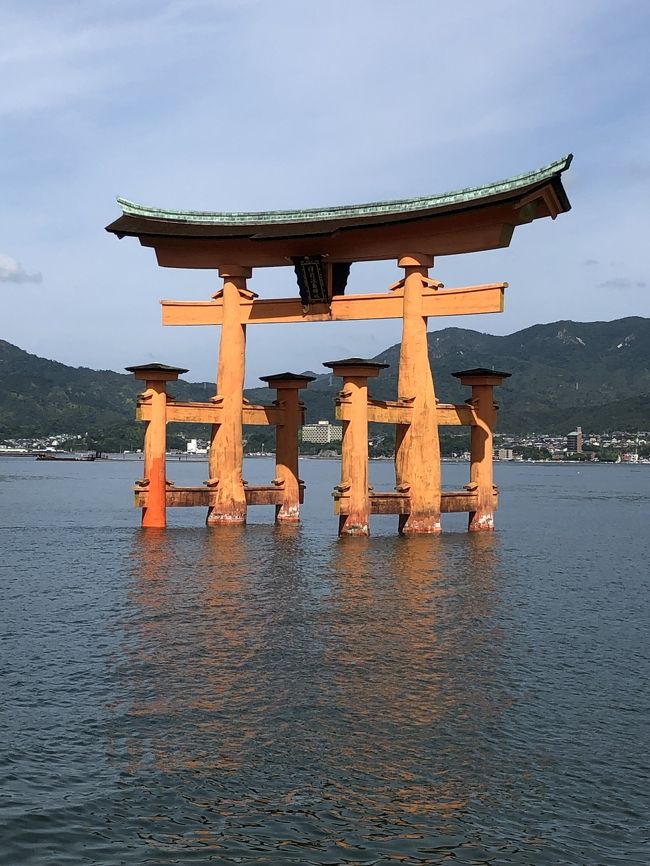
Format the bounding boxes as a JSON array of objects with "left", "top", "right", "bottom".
[
  {"left": 301, "top": 420, "right": 343, "bottom": 444},
  {"left": 186, "top": 438, "right": 208, "bottom": 454}
]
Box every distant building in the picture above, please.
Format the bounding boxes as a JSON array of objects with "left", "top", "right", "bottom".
[
  {"left": 496, "top": 448, "right": 514, "bottom": 460},
  {"left": 567, "top": 426, "right": 583, "bottom": 453},
  {"left": 186, "top": 438, "right": 208, "bottom": 454},
  {"left": 301, "top": 420, "right": 343, "bottom": 443}
]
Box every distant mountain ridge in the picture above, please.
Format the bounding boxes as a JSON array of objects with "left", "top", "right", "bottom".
[
  {"left": 1, "top": 316, "right": 649, "bottom": 441},
  {"left": 248, "top": 316, "right": 650, "bottom": 433}
]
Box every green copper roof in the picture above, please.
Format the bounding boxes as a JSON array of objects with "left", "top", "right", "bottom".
[{"left": 116, "top": 155, "right": 572, "bottom": 226}]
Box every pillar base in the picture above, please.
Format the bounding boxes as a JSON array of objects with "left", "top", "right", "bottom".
[
  {"left": 206, "top": 507, "right": 247, "bottom": 526},
  {"left": 141, "top": 509, "right": 166, "bottom": 529},
  {"left": 468, "top": 510, "right": 495, "bottom": 532},
  {"left": 276, "top": 504, "right": 300, "bottom": 523},
  {"left": 339, "top": 515, "right": 369, "bottom": 537},
  {"left": 399, "top": 513, "right": 442, "bottom": 535}
]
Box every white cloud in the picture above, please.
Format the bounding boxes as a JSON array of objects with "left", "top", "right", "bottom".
[
  {"left": 0, "top": 1, "right": 243, "bottom": 116},
  {"left": 0, "top": 253, "right": 42, "bottom": 284},
  {"left": 598, "top": 278, "right": 647, "bottom": 290}
]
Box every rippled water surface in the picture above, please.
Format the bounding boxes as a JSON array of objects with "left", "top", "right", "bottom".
[{"left": 1, "top": 457, "right": 648, "bottom": 864}]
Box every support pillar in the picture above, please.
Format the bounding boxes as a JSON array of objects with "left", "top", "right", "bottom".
[
  {"left": 394, "top": 254, "right": 442, "bottom": 534},
  {"left": 126, "top": 363, "right": 188, "bottom": 529},
  {"left": 452, "top": 368, "right": 511, "bottom": 531},
  {"left": 207, "top": 266, "right": 254, "bottom": 526},
  {"left": 324, "top": 358, "right": 387, "bottom": 536},
  {"left": 259, "top": 372, "right": 315, "bottom": 523}
]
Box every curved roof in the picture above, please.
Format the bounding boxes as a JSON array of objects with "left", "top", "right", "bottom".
[
  {"left": 117, "top": 154, "right": 573, "bottom": 226},
  {"left": 114, "top": 155, "right": 571, "bottom": 227},
  {"left": 105, "top": 155, "right": 572, "bottom": 267}
]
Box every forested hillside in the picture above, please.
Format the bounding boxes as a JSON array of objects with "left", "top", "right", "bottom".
[{"left": 1, "top": 316, "right": 649, "bottom": 448}]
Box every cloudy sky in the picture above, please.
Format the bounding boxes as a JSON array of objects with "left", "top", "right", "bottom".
[{"left": 2, "top": 0, "right": 649, "bottom": 384}]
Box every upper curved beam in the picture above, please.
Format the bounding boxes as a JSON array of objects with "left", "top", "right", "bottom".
[
  {"left": 114, "top": 155, "right": 572, "bottom": 227},
  {"left": 105, "top": 155, "right": 573, "bottom": 267}
]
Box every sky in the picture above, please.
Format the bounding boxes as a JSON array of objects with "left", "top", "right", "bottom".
[{"left": 1, "top": 0, "right": 649, "bottom": 385}]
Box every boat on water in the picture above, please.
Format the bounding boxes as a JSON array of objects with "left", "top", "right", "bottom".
[{"left": 35, "top": 452, "right": 101, "bottom": 462}]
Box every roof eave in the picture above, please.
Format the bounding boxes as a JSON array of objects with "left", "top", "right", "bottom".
[{"left": 105, "top": 154, "right": 573, "bottom": 238}]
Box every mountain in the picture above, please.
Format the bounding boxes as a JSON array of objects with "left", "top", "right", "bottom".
[
  {"left": 0, "top": 341, "right": 212, "bottom": 446},
  {"left": 1, "top": 317, "right": 649, "bottom": 446},
  {"left": 248, "top": 317, "right": 650, "bottom": 434}
]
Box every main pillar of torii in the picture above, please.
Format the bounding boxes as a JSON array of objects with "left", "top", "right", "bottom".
[
  {"left": 106, "top": 155, "right": 572, "bottom": 530},
  {"left": 393, "top": 254, "right": 442, "bottom": 533},
  {"left": 206, "top": 265, "right": 251, "bottom": 525}
]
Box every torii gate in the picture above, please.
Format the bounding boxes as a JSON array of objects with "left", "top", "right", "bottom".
[{"left": 107, "top": 155, "right": 572, "bottom": 534}]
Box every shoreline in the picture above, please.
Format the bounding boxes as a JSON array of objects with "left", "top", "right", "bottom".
[{"left": 0, "top": 452, "right": 647, "bottom": 466}]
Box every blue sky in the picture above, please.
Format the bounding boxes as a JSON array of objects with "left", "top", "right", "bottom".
[{"left": 1, "top": 0, "right": 649, "bottom": 385}]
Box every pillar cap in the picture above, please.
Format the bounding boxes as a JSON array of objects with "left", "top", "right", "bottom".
[
  {"left": 398, "top": 253, "right": 434, "bottom": 268},
  {"left": 452, "top": 367, "right": 511, "bottom": 386},
  {"left": 259, "top": 371, "right": 316, "bottom": 387},
  {"left": 217, "top": 264, "right": 252, "bottom": 279},
  {"left": 126, "top": 362, "right": 189, "bottom": 381},
  {"left": 323, "top": 357, "right": 389, "bottom": 378}
]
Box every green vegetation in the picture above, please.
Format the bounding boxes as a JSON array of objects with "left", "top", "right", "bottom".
[
  {"left": 248, "top": 316, "right": 650, "bottom": 435},
  {"left": 582, "top": 444, "right": 620, "bottom": 463},
  {"left": 1, "top": 316, "right": 649, "bottom": 450},
  {"left": 513, "top": 445, "right": 551, "bottom": 461}
]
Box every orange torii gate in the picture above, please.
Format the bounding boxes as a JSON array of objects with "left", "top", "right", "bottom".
[{"left": 108, "top": 155, "right": 572, "bottom": 534}]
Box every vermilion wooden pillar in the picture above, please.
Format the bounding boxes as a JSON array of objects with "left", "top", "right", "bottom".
[
  {"left": 394, "top": 254, "right": 442, "bottom": 534},
  {"left": 260, "top": 372, "right": 315, "bottom": 523},
  {"left": 325, "top": 358, "right": 387, "bottom": 536},
  {"left": 207, "top": 266, "right": 254, "bottom": 526},
  {"left": 127, "top": 363, "right": 188, "bottom": 528},
  {"left": 452, "top": 368, "right": 511, "bottom": 531}
]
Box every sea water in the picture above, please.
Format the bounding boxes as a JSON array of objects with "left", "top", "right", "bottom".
[{"left": 1, "top": 458, "right": 648, "bottom": 864}]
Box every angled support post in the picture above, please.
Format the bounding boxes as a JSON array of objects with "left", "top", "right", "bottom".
[
  {"left": 325, "top": 358, "right": 388, "bottom": 537},
  {"left": 207, "top": 265, "right": 254, "bottom": 526},
  {"left": 260, "top": 372, "right": 315, "bottom": 523},
  {"left": 394, "top": 254, "right": 442, "bottom": 534},
  {"left": 452, "top": 368, "right": 511, "bottom": 531},
  {"left": 127, "top": 362, "right": 188, "bottom": 528}
]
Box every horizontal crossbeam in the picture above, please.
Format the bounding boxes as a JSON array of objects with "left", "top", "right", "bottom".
[
  {"left": 333, "top": 489, "right": 498, "bottom": 516},
  {"left": 161, "top": 283, "right": 505, "bottom": 327},
  {"left": 335, "top": 399, "right": 477, "bottom": 426},
  {"left": 136, "top": 399, "right": 287, "bottom": 426},
  {"left": 134, "top": 483, "right": 305, "bottom": 508}
]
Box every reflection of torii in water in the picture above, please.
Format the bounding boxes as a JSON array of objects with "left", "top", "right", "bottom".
[
  {"left": 114, "top": 526, "right": 509, "bottom": 856},
  {"left": 109, "top": 155, "right": 572, "bottom": 534}
]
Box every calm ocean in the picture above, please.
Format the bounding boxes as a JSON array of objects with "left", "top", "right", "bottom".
[{"left": 1, "top": 457, "right": 648, "bottom": 865}]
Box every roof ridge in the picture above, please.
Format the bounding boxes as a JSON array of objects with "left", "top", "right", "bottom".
[{"left": 116, "top": 154, "right": 573, "bottom": 226}]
